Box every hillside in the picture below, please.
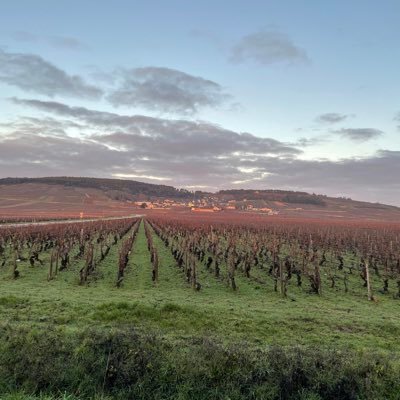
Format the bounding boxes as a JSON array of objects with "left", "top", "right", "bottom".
[
  {"left": 215, "top": 189, "right": 400, "bottom": 221},
  {"left": 217, "top": 189, "right": 327, "bottom": 205},
  {"left": 0, "top": 177, "right": 191, "bottom": 199},
  {"left": 0, "top": 177, "right": 191, "bottom": 221},
  {"left": 1, "top": 176, "right": 400, "bottom": 222}
]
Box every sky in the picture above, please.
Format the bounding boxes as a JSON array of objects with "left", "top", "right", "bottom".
[{"left": 0, "top": 0, "right": 399, "bottom": 204}]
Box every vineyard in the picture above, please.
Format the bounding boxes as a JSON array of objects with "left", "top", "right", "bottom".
[
  {"left": 2, "top": 214, "right": 400, "bottom": 300},
  {"left": 1, "top": 214, "right": 400, "bottom": 399}
]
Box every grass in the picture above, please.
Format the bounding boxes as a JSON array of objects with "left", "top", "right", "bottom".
[
  {"left": 2, "top": 220, "right": 400, "bottom": 399},
  {"left": 1, "top": 220, "right": 400, "bottom": 351}
]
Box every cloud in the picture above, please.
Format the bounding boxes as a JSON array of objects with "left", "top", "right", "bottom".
[
  {"left": 316, "top": 113, "right": 349, "bottom": 124},
  {"left": 395, "top": 112, "right": 400, "bottom": 130},
  {"left": 47, "top": 36, "right": 88, "bottom": 50},
  {"left": 259, "top": 150, "right": 400, "bottom": 202},
  {"left": 9, "top": 31, "right": 88, "bottom": 50},
  {"left": 293, "top": 136, "right": 329, "bottom": 147},
  {"left": 230, "top": 30, "right": 309, "bottom": 65},
  {"left": 334, "top": 128, "right": 384, "bottom": 142},
  {"left": 12, "top": 98, "right": 298, "bottom": 158},
  {"left": 0, "top": 130, "right": 129, "bottom": 178},
  {"left": 1, "top": 53, "right": 226, "bottom": 113},
  {"left": 3, "top": 99, "right": 400, "bottom": 205},
  {"left": 9, "top": 31, "right": 37, "bottom": 42},
  {"left": 7, "top": 98, "right": 301, "bottom": 183},
  {"left": 0, "top": 50, "right": 102, "bottom": 98},
  {"left": 107, "top": 67, "right": 230, "bottom": 114}
]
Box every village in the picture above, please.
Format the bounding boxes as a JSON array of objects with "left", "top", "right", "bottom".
[{"left": 132, "top": 197, "right": 280, "bottom": 215}]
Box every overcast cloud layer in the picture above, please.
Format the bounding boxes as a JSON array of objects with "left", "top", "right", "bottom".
[{"left": 0, "top": 97, "right": 398, "bottom": 205}]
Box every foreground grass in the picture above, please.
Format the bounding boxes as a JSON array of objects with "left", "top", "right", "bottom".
[
  {"left": 1, "top": 220, "right": 400, "bottom": 398},
  {"left": 1, "top": 324, "right": 400, "bottom": 400}
]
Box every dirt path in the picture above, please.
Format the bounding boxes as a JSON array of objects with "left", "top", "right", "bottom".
[{"left": 0, "top": 214, "right": 144, "bottom": 229}]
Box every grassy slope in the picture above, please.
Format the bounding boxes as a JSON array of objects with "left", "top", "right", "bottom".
[{"left": 0, "top": 220, "right": 400, "bottom": 353}]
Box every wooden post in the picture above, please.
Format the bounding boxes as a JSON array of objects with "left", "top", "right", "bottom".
[
  {"left": 184, "top": 250, "right": 188, "bottom": 276},
  {"left": 191, "top": 257, "right": 197, "bottom": 290},
  {"left": 366, "top": 261, "right": 372, "bottom": 301},
  {"left": 55, "top": 248, "right": 59, "bottom": 275},
  {"left": 12, "top": 249, "right": 19, "bottom": 279},
  {"left": 48, "top": 250, "right": 54, "bottom": 281},
  {"left": 279, "top": 260, "right": 286, "bottom": 297}
]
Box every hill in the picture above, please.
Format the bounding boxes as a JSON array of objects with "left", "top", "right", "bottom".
[
  {"left": 215, "top": 189, "right": 400, "bottom": 221},
  {"left": 1, "top": 176, "right": 400, "bottom": 222},
  {"left": 217, "top": 189, "right": 326, "bottom": 205},
  {"left": 0, "top": 176, "right": 191, "bottom": 199},
  {"left": 0, "top": 177, "right": 192, "bottom": 221}
]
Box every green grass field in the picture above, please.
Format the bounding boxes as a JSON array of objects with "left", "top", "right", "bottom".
[{"left": 1, "top": 220, "right": 400, "bottom": 399}]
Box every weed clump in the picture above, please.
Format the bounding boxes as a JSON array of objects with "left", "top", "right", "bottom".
[{"left": 0, "top": 324, "right": 399, "bottom": 400}]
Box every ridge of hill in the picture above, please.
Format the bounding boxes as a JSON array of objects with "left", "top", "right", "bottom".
[
  {"left": 0, "top": 176, "right": 399, "bottom": 221},
  {"left": 0, "top": 176, "right": 191, "bottom": 199}
]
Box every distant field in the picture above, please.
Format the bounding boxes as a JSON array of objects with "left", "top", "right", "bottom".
[
  {"left": 0, "top": 183, "right": 136, "bottom": 222},
  {"left": 2, "top": 182, "right": 400, "bottom": 224},
  {"left": 1, "top": 215, "right": 400, "bottom": 399}
]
